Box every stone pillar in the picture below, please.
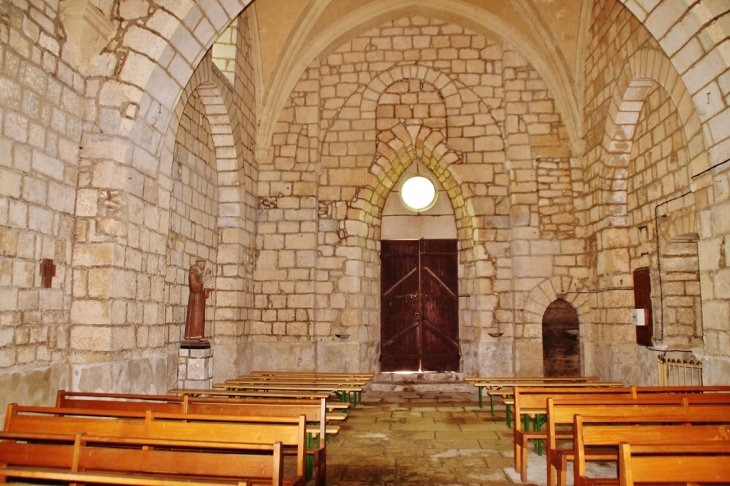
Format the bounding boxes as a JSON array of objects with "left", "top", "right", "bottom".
[{"left": 177, "top": 348, "right": 213, "bottom": 389}]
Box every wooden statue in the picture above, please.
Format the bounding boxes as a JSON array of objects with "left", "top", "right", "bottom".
[{"left": 182, "top": 258, "right": 213, "bottom": 348}]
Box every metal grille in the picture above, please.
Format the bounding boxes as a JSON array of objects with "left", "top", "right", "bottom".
[{"left": 657, "top": 355, "right": 703, "bottom": 386}]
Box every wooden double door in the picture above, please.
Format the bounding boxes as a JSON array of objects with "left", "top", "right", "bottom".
[{"left": 380, "top": 239, "right": 460, "bottom": 372}]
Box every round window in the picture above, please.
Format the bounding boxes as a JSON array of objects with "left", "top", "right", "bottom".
[{"left": 400, "top": 174, "right": 438, "bottom": 212}]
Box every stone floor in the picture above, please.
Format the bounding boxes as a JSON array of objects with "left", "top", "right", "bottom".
[{"left": 323, "top": 390, "right": 536, "bottom": 486}]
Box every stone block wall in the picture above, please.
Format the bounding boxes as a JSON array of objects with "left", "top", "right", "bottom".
[
  {"left": 0, "top": 0, "right": 82, "bottom": 368},
  {"left": 581, "top": 0, "right": 728, "bottom": 383},
  {"left": 256, "top": 15, "right": 585, "bottom": 376},
  {"left": 1, "top": 0, "right": 729, "bottom": 405}
]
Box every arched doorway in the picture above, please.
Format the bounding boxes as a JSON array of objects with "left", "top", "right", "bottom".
[
  {"left": 542, "top": 299, "right": 580, "bottom": 377},
  {"left": 380, "top": 164, "right": 460, "bottom": 372}
]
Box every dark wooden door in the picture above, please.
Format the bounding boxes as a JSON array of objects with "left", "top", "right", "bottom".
[
  {"left": 542, "top": 299, "right": 581, "bottom": 377},
  {"left": 633, "top": 267, "right": 654, "bottom": 346},
  {"left": 380, "top": 239, "right": 459, "bottom": 372}
]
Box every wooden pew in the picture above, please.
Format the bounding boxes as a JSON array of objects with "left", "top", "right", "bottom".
[
  {"left": 184, "top": 398, "right": 335, "bottom": 486},
  {"left": 512, "top": 387, "right": 638, "bottom": 480},
  {"left": 3, "top": 404, "right": 308, "bottom": 486},
  {"left": 169, "top": 387, "right": 332, "bottom": 401},
  {"left": 618, "top": 442, "right": 730, "bottom": 486},
  {"left": 214, "top": 382, "right": 365, "bottom": 406},
  {"left": 55, "top": 390, "right": 339, "bottom": 486},
  {"left": 57, "top": 389, "right": 351, "bottom": 414},
  {"left": 0, "top": 430, "right": 282, "bottom": 485},
  {"left": 236, "top": 375, "right": 370, "bottom": 384},
  {"left": 511, "top": 384, "right": 730, "bottom": 481},
  {"left": 227, "top": 377, "right": 369, "bottom": 387},
  {"left": 573, "top": 414, "right": 730, "bottom": 486},
  {"left": 250, "top": 371, "right": 374, "bottom": 379},
  {"left": 55, "top": 390, "right": 185, "bottom": 412},
  {"left": 463, "top": 376, "right": 601, "bottom": 411},
  {"left": 544, "top": 396, "right": 730, "bottom": 486},
  {"left": 484, "top": 381, "right": 625, "bottom": 420}
]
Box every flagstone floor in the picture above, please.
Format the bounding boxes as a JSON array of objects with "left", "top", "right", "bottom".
[{"left": 324, "top": 390, "right": 538, "bottom": 486}]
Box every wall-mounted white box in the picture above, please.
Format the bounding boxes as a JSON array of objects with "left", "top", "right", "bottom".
[{"left": 632, "top": 308, "right": 646, "bottom": 326}]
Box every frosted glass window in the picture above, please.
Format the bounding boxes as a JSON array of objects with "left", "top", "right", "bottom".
[{"left": 400, "top": 175, "right": 437, "bottom": 212}]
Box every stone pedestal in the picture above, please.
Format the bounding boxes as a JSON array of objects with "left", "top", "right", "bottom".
[{"left": 177, "top": 347, "right": 213, "bottom": 389}]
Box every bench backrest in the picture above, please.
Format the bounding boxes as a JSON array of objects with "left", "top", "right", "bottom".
[
  {"left": 56, "top": 391, "right": 329, "bottom": 443},
  {"left": 548, "top": 397, "right": 730, "bottom": 425},
  {"left": 574, "top": 414, "right": 730, "bottom": 485},
  {"left": 546, "top": 398, "right": 730, "bottom": 453},
  {"left": 618, "top": 442, "right": 730, "bottom": 486},
  {"left": 57, "top": 395, "right": 184, "bottom": 413},
  {"left": 511, "top": 387, "right": 637, "bottom": 432},
  {"left": 186, "top": 400, "right": 326, "bottom": 441},
  {"left": 4, "top": 404, "right": 307, "bottom": 477},
  {"left": 514, "top": 385, "right": 730, "bottom": 420},
  {"left": 0, "top": 430, "right": 283, "bottom": 485}
]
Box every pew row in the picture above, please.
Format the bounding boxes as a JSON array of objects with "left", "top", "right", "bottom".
[
  {"left": 463, "top": 376, "right": 601, "bottom": 410},
  {"left": 214, "top": 382, "right": 365, "bottom": 406},
  {"left": 0, "top": 430, "right": 284, "bottom": 485},
  {"left": 544, "top": 397, "right": 730, "bottom": 486},
  {"left": 3, "top": 404, "right": 308, "bottom": 486},
  {"left": 510, "top": 385, "right": 730, "bottom": 483},
  {"left": 573, "top": 414, "right": 730, "bottom": 486},
  {"left": 54, "top": 390, "right": 339, "bottom": 486}
]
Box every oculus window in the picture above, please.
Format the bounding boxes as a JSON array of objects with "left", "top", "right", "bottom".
[{"left": 400, "top": 174, "right": 438, "bottom": 212}]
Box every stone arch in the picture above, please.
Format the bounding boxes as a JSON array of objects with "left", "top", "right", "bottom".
[
  {"left": 598, "top": 48, "right": 706, "bottom": 227},
  {"left": 361, "top": 64, "right": 464, "bottom": 114},
  {"left": 522, "top": 276, "right": 591, "bottom": 338},
  {"left": 616, "top": 0, "right": 730, "bottom": 88},
  {"left": 82, "top": 1, "right": 251, "bottom": 198},
  {"left": 257, "top": 0, "right": 579, "bottom": 152},
  {"left": 341, "top": 123, "right": 475, "bottom": 244},
  {"left": 163, "top": 56, "right": 249, "bottom": 348},
  {"left": 658, "top": 206, "right": 698, "bottom": 248}
]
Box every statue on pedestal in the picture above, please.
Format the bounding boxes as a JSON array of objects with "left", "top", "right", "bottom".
[{"left": 182, "top": 258, "right": 213, "bottom": 348}]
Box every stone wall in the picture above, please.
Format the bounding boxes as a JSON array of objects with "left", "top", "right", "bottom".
[
  {"left": 256, "top": 15, "right": 584, "bottom": 375},
  {"left": 0, "top": 0, "right": 257, "bottom": 418},
  {"left": 580, "top": 0, "right": 726, "bottom": 384},
  {"left": 1, "top": 0, "right": 729, "bottom": 410}
]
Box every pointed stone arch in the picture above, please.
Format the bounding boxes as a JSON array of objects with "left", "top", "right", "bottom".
[
  {"left": 163, "top": 56, "right": 250, "bottom": 361},
  {"left": 597, "top": 48, "right": 707, "bottom": 228},
  {"left": 257, "top": 0, "right": 579, "bottom": 152},
  {"left": 340, "top": 122, "right": 476, "bottom": 246}
]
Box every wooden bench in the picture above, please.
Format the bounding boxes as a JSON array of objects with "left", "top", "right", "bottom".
[
  {"left": 511, "top": 384, "right": 730, "bottom": 480},
  {"left": 573, "top": 414, "right": 730, "bottom": 486},
  {"left": 484, "top": 381, "right": 625, "bottom": 421},
  {"left": 463, "top": 376, "right": 601, "bottom": 411},
  {"left": 0, "top": 430, "right": 285, "bottom": 485},
  {"left": 544, "top": 396, "right": 730, "bottom": 486},
  {"left": 250, "top": 371, "right": 374, "bottom": 379},
  {"left": 170, "top": 387, "right": 333, "bottom": 401},
  {"left": 185, "top": 398, "right": 337, "bottom": 486},
  {"left": 512, "top": 387, "right": 639, "bottom": 480},
  {"left": 4, "top": 404, "right": 308, "bottom": 486},
  {"left": 236, "top": 375, "right": 370, "bottom": 384},
  {"left": 618, "top": 442, "right": 730, "bottom": 486},
  {"left": 55, "top": 390, "right": 185, "bottom": 412},
  {"left": 57, "top": 389, "right": 351, "bottom": 414},
  {"left": 55, "top": 390, "right": 340, "bottom": 486},
  {"left": 214, "top": 382, "right": 365, "bottom": 406}
]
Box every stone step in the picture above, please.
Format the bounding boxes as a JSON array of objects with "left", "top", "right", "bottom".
[{"left": 368, "top": 372, "right": 476, "bottom": 394}]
